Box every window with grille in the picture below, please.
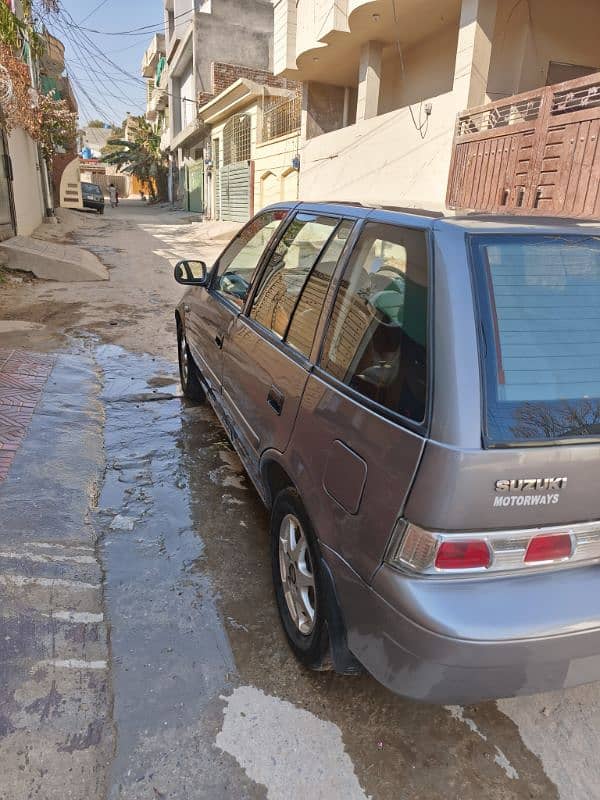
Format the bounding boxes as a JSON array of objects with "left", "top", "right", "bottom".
[
  {"left": 223, "top": 114, "right": 251, "bottom": 165},
  {"left": 261, "top": 94, "right": 301, "bottom": 142}
]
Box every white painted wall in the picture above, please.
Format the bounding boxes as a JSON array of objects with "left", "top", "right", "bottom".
[
  {"left": 298, "top": 89, "right": 457, "bottom": 210},
  {"left": 180, "top": 62, "right": 196, "bottom": 130},
  {"left": 60, "top": 158, "right": 83, "bottom": 210},
  {"left": 379, "top": 22, "right": 458, "bottom": 113},
  {"left": 8, "top": 128, "right": 44, "bottom": 237}
]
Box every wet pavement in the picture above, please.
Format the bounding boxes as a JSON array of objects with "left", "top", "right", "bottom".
[
  {"left": 0, "top": 202, "right": 599, "bottom": 799},
  {"left": 91, "top": 345, "right": 555, "bottom": 800}
]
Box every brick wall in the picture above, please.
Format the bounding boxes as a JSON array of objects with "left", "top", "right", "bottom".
[
  {"left": 197, "top": 91, "right": 214, "bottom": 106},
  {"left": 211, "top": 62, "right": 299, "bottom": 97}
]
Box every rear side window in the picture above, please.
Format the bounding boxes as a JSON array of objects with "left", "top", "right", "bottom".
[
  {"left": 320, "top": 222, "right": 429, "bottom": 423},
  {"left": 249, "top": 213, "right": 339, "bottom": 337},
  {"left": 471, "top": 234, "right": 600, "bottom": 444}
]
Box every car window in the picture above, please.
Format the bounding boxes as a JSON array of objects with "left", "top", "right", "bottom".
[
  {"left": 471, "top": 234, "right": 600, "bottom": 444},
  {"left": 213, "top": 210, "right": 286, "bottom": 308},
  {"left": 248, "top": 213, "right": 340, "bottom": 338},
  {"left": 320, "top": 222, "right": 429, "bottom": 423},
  {"left": 286, "top": 220, "right": 355, "bottom": 358}
]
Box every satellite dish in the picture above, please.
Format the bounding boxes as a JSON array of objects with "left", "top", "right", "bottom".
[{"left": 0, "top": 65, "right": 13, "bottom": 107}]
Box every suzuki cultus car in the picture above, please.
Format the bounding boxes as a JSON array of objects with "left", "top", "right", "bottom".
[{"left": 174, "top": 202, "right": 600, "bottom": 703}]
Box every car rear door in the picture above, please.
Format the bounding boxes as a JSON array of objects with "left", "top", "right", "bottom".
[
  {"left": 286, "top": 215, "right": 432, "bottom": 582},
  {"left": 221, "top": 211, "right": 358, "bottom": 473},
  {"left": 185, "top": 210, "right": 288, "bottom": 398}
]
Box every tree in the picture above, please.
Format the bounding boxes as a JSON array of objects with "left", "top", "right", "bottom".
[
  {"left": 102, "top": 116, "right": 168, "bottom": 201},
  {"left": 0, "top": 1, "right": 75, "bottom": 167},
  {"left": 87, "top": 119, "right": 105, "bottom": 128},
  {"left": 0, "top": 40, "right": 77, "bottom": 165},
  {"left": 99, "top": 125, "right": 124, "bottom": 157}
]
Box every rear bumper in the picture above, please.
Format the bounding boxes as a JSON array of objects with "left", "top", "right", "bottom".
[
  {"left": 327, "top": 549, "right": 600, "bottom": 703},
  {"left": 83, "top": 199, "right": 104, "bottom": 211}
]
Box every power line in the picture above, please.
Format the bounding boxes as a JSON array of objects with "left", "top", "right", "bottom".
[
  {"left": 68, "top": 71, "right": 114, "bottom": 125},
  {"left": 47, "top": 14, "right": 147, "bottom": 118},
  {"left": 65, "top": 7, "right": 194, "bottom": 37},
  {"left": 52, "top": 16, "right": 145, "bottom": 113},
  {"left": 79, "top": 0, "right": 111, "bottom": 25},
  {"left": 48, "top": 7, "right": 201, "bottom": 111}
]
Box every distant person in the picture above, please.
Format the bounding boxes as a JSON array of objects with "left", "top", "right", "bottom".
[
  {"left": 108, "top": 183, "right": 117, "bottom": 208},
  {"left": 115, "top": 187, "right": 119, "bottom": 206}
]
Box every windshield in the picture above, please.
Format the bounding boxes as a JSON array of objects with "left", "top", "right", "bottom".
[
  {"left": 82, "top": 183, "right": 101, "bottom": 194},
  {"left": 470, "top": 233, "right": 600, "bottom": 445}
]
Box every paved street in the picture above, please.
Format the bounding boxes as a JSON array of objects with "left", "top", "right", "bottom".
[{"left": 0, "top": 201, "right": 599, "bottom": 800}]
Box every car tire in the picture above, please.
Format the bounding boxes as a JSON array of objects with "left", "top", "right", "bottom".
[
  {"left": 271, "top": 488, "right": 332, "bottom": 671},
  {"left": 177, "top": 322, "right": 205, "bottom": 403}
]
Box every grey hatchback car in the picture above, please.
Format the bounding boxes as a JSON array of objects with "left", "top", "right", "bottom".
[{"left": 174, "top": 202, "right": 600, "bottom": 703}]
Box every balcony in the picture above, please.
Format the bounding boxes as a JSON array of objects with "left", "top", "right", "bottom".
[
  {"left": 141, "top": 34, "right": 165, "bottom": 78},
  {"left": 160, "top": 129, "right": 171, "bottom": 152},
  {"left": 274, "top": 0, "right": 455, "bottom": 84},
  {"left": 447, "top": 72, "right": 600, "bottom": 218},
  {"left": 149, "top": 79, "right": 169, "bottom": 116}
]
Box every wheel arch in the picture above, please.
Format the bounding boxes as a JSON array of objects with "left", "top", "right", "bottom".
[
  {"left": 260, "top": 454, "right": 297, "bottom": 509},
  {"left": 263, "top": 454, "right": 362, "bottom": 675}
]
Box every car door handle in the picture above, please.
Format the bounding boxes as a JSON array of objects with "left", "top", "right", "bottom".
[
  {"left": 215, "top": 333, "right": 224, "bottom": 349},
  {"left": 267, "top": 385, "right": 285, "bottom": 416}
]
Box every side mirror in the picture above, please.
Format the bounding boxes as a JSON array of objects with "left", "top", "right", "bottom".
[{"left": 174, "top": 259, "right": 207, "bottom": 285}]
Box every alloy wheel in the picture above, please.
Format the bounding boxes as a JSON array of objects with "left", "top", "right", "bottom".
[
  {"left": 179, "top": 330, "right": 189, "bottom": 386},
  {"left": 278, "top": 513, "right": 317, "bottom": 635}
]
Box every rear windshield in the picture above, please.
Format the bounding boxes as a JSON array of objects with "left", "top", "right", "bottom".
[
  {"left": 470, "top": 233, "right": 600, "bottom": 445},
  {"left": 82, "top": 183, "right": 101, "bottom": 193}
]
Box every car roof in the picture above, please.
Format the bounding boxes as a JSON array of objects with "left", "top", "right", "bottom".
[{"left": 267, "top": 201, "right": 600, "bottom": 234}]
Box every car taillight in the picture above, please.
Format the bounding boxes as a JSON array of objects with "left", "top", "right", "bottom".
[
  {"left": 434, "top": 540, "right": 490, "bottom": 570},
  {"left": 524, "top": 533, "right": 572, "bottom": 563},
  {"left": 386, "top": 522, "right": 584, "bottom": 576}
]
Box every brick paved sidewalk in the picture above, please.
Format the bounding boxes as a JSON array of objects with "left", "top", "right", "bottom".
[{"left": 0, "top": 349, "right": 55, "bottom": 482}]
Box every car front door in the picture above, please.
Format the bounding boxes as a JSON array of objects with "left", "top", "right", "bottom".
[
  {"left": 185, "top": 210, "right": 288, "bottom": 399},
  {"left": 221, "top": 213, "right": 357, "bottom": 475}
]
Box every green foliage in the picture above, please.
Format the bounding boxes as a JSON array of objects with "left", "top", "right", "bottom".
[
  {"left": 87, "top": 119, "right": 105, "bottom": 128},
  {"left": 102, "top": 116, "right": 168, "bottom": 201},
  {"left": 100, "top": 125, "right": 124, "bottom": 157},
  {"left": 0, "top": 1, "right": 58, "bottom": 54}
]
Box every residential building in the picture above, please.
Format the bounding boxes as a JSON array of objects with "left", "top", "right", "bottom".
[
  {"left": 272, "top": 0, "right": 600, "bottom": 217},
  {"left": 80, "top": 126, "right": 113, "bottom": 159},
  {"left": 39, "top": 32, "right": 82, "bottom": 211},
  {"left": 162, "top": 0, "right": 275, "bottom": 205},
  {"left": 0, "top": 2, "right": 54, "bottom": 238},
  {"left": 199, "top": 74, "right": 300, "bottom": 220},
  {"left": 142, "top": 33, "right": 168, "bottom": 145}
]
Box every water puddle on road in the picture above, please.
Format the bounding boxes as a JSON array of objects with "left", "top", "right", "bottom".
[{"left": 94, "top": 344, "right": 557, "bottom": 800}]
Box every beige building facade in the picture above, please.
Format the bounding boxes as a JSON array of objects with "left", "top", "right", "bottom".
[
  {"left": 273, "top": 0, "right": 600, "bottom": 210},
  {"left": 200, "top": 78, "right": 300, "bottom": 220}
]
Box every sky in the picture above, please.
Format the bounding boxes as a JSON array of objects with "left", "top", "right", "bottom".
[{"left": 44, "top": 0, "right": 165, "bottom": 128}]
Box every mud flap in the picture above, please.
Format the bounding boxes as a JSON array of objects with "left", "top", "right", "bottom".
[{"left": 320, "top": 556, "right": 363, "bottom": 675}]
